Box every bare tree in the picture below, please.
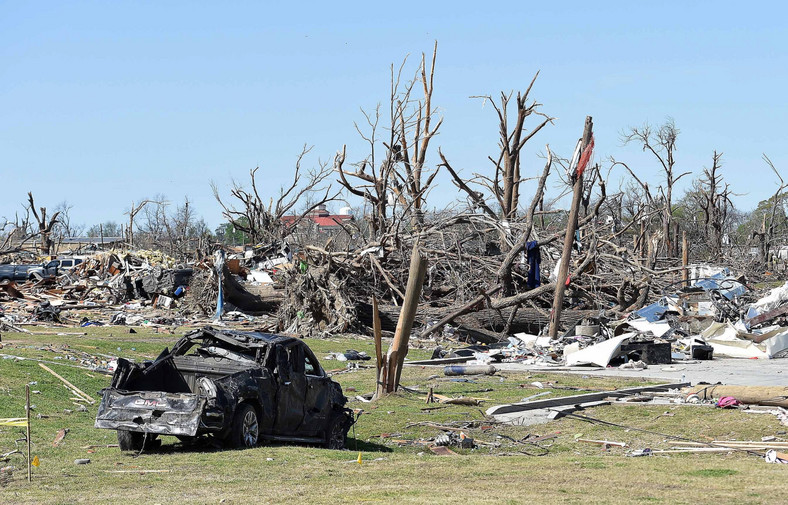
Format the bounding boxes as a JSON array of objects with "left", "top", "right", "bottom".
[
  {"left": 213, "top": 145, "right": 338, "bottom": 245},
  {"left": 140, "top": 196, "right": 170, "bottom": 249},
  {"left": 752, "top": 155, "right": 787, "bottom": 263},
  {"left": 161, "top": 197, "right": 207, "bottom": 258},
  {"left": 608, "top": 157, "right": 661, "bottom": 257},
  {"left": 691, "top": 151, "right": 733, "bottom": 257},
  {"left": 391, "top": 41, "right": 442, "bottom": 226},
  {"left": 26, "top": 192, "right": 61, "bottom": 255},
  {"left": 52, "top": 202, "right": 76, "bottom": 237},
  {"left": 440, "top": 145, "right": 554, "bottom": 294},
  {"left": 126, "top": 199, "right": 156, "bottom": 247},
  {"left": 337, "top": 43, "right": 443, "bottom": 239},
  {"left": 471, "top": 72, "right": 554, "bottom": 221},
  {"left": 0, "top": 210, "right": 35, "bottom": 257},
  {"left": 622, "top": 118, "right": 690, "bottom": 256}
]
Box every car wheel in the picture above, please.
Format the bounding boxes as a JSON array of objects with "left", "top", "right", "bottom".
[
  {"left": 117, "top": 430, "right": 159, "bottom": 451},
  {"left": 324, "top": 412, "right": 349, "bottom": 450},
  {"left": 230, "top": 404, "right": 259, "bottom": 449},
  {"left": 117, "top": 430, "right": 144, "bottom": 451}
]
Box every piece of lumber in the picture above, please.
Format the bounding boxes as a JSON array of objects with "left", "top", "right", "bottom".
[
  {"left": 745, "top": 304, "right": 788, "bottom": 327},
  {"left": 577, "top": 439, "right": 626, "bottom": 447},
  {"left": 652, "top": 448, "right": 735, "bottom": 454},
  {"left": 428, "top": 445, "right": 458, "bottom": 456},
  {"left": 372, "top": 296, "right": 383, "bottom": 394},
  {"left": 104, "top": 470, "right": 171, "bottom": 474},
  {"left": 38, "top": 363, "right": 95, "bottom": 404}
]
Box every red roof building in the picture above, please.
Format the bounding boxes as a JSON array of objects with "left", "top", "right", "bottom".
[{"left": 280, "top": 205, "right": 354, "bottom": 232}]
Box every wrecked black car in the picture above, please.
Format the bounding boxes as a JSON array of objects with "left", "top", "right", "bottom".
[{"left": 95, "top": 327, "right": 354, "bottom": 451}]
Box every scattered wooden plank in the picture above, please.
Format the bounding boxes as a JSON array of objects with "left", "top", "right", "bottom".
[
  {"left": 104, "top": 470, "right": 171, "bottom": 474},
  {"left": 653, "top": 448, "right": 734, "bottom": 454},
  {"left": 577, "top": 439, "right": 627, "bottom": 447},
  {"left": 38, "top": 362, "right": 95, "bottom": 404},
  {"left": 429, "top": 445, "right": 458, "bottom": 456}
]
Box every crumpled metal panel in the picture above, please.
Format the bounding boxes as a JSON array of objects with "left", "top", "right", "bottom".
[
  {"left": 634, "top": 301, "right": 669, "bottom": 322},
  {"left": 94, "top": 390, "right": 206, "bottom": 436},
  {"left": 693, "top": 271, "right": 747, "bottom": 300}
]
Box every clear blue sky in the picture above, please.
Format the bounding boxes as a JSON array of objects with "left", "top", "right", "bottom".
[{"left": 2, "top": 1, "right": 786, "bottom": 230}]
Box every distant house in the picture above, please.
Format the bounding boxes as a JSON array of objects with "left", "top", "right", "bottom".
[{"left": 280, "top": 205, "right": 354, "bottom": 233}]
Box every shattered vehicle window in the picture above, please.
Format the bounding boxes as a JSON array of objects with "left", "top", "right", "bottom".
[{"left": 304, "top": 353, "right": 317, "bottom": 375}]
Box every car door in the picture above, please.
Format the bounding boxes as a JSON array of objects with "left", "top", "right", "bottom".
[
  {"left": 45, "top": 260, "right": 59, "bottom": 276},
  {"left": 302, "top": 346, "right": 333, "bottom": 436},
  {"left": 272, "top": 343, "right": 307, "bottom": 435}
]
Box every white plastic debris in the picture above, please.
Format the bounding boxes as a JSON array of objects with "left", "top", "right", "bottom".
[
  {"left": 751, "top": 281, "right": 788, "bottom": 314},
  {"left": 566, "top": 333, "right": 632, "bottom": 367},
  {"left": 619, "top": 360, "right": 647, "bottom": 370}
]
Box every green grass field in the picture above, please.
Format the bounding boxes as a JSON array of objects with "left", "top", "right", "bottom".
[{"left": 1, "top": 326, "right": 785, "bottom": 504}]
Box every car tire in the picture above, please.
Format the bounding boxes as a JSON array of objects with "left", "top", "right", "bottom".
[
  {"left": 117, "top": 430, "right": 144, "bottom": 451},
  {"left": 117, "top": 430, "right": 159, "bottom": 451},
  {"left": 229, "top": 403, "right": 259, "bottom": 449},
  {"left": 324, "top": 412, "right": 349, "bottom": 450}
]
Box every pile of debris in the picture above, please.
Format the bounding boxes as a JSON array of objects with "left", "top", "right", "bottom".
[
  {"left": 0, "top": 250, "right": 195, "bottom": 327},
  {"left": 414, "top": 265, "right": 788, "bottom": 369}
]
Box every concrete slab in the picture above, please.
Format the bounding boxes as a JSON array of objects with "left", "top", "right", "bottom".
[{"left": 493, "top": 358, "right": 787, "bottom": 386}]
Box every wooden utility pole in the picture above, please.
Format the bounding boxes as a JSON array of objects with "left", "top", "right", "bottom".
[
  {"left": 377, "top": 243, "right": 427, "bottom": 397},
  {"left": 548, "top": 116, "right": 593, "bottom": 338}
]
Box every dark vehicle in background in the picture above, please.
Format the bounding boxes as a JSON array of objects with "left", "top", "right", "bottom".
[
  {"left": 0, "top": 258, "right": 84, "bottom": 282},
  {"left": 0, "top": 264, "right": 36, "bottom": 282},
  {"left": 95, "top": 327, "right": 354, "bottom": 451}
]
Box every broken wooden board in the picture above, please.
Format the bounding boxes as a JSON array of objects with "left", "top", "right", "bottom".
[{"left": 429, "top": 445, "right": 458, "bottom": 456}]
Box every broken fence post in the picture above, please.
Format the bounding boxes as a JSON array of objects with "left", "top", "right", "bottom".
[{"left": 26, "top": 384, "right": 31, "bottom": 482}]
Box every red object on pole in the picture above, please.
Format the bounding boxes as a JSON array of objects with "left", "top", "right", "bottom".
[{"left": 575, "top": 136, "right": 595, "bottom": 178}]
